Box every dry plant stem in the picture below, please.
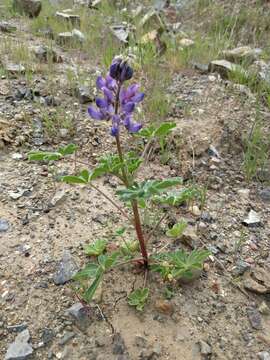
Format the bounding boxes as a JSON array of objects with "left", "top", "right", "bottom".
[{"left": 146, "top": 212, "right": 168, "bottom": 243}]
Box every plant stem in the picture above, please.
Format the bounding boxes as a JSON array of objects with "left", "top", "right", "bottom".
[
  {"left": 114, "top": 82, "right": 148, "bottom": 267},
  {"left": 131, "top": 200, "right": 148, "bottom": 267}
]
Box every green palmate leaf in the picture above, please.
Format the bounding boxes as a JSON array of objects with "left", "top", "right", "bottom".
[
  {"left": 120, "top": 240, "right": 139, "bottom": 256},
  {"left": 153, "top": 122, "right": 176, "bottom": 137},
  {"left": 166, "top": 220, "right": 187, "bottom": 238},
  {"left": 154, "top": 187, "right": 200, "bottom": 206},
  {"left": 72, "top": 263, "right": 99, "bottom": 281},
  {"left": 138, "top": 126, "right": 155, "bottom": 138},
  {"left": 61, "top": 169, "right": 90, "bottom": 184},
  {"left": 84, "top": 239, "right": 107, "bottom": 257},
  {"left": 128, "top": 288, "right": 149, "bottom": 311},
  {"left": 28, "top": 151, "right": 62, "bottom": 161},
  {"left": 117, "top": 177, "right": 182, "bottom": 202},
  {"left": 28, "top": 143, "right": 78, "bottom": 162},
  {"left": 83, "top": 268, "right": 104, "bottom": 302},
  {"left": 151, "top": 249, "right": 211, "bottom": 281},
  {"left": 58, "top": 143, "right": 77, "bottom": 156},
  {"left": 115, "top": 227, "right": 126, "bottom": 236},
  {"left": 98, "top": 252, "right": 119, "bottom": 271}
]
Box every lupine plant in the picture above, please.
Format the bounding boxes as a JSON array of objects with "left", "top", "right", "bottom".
[{"left": 29, "top": 58, "right": 210, "bottom": 310}]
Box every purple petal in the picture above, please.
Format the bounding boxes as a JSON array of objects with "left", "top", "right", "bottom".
[
  {"left": 126, "top": 83, "right": 140, "bottom": 97},
  {"left": 96, "top": 76, "right": 106, "bottom": 90},
  {"left": 122, "top": 102, "right": 135, "bottom": 114},
  {"left": 132, "top": 92, "right": 145, "bottom": 103},
  {"left": 128, "top": 122, "right": 142, "bottom": 133},
  {"left": 109, "top": 62, "right": 119, "bottom": 80},
  {"left": 96, "top": 98, "right": 108, "bottom": 108},
  {"left": 106, "top": 75, "right": 117, "bottom": 90},
  {"left": 103, "top": 87, "right": 114, "bottom": 102},
  {"left": 123, "top": 114, "right": 131, "bottom": 128},
  {"left": 88, "top": 106, "right": 105, "bottom": 120},
  {"left": 110, "top": 124, "right": 119, "bottom": 137},
  {"left": 119, "top": 88, "right": 127, "bottom": 103}
]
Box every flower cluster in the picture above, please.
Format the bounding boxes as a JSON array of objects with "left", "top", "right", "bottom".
[{"left": 88, "top": 59, "right": 144, "bottom": 137}]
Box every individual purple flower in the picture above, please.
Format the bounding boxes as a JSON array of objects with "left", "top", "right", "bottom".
[{"left": 88, "top": 59, "right": 144, "bottom": 136}]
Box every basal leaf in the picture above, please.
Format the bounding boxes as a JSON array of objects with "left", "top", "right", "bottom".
[
  {"left": 153, "top": 122, "right": 176, "bottom": 137},
  {"left": 58, "top": 143, "right": 77, "bottom": 156}
]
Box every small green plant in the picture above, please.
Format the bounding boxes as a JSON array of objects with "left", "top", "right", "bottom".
[
  {"left": 84, "top": 239, "right": 107, "bottom": 257},
  {"left": 243, "top": 119, "right": 269, "bottom": 181},
  {"left": 128, "top": 288, "right": 149, "bottom": 311},
  {"left": 29, "top": 59, "right": 209, "bottom": 310},
  {"left": 151, "top": 249, "right": 210, "bottom": 281},
  {"left": 166, "top": 220, "right": 187, "bottom": 238}
]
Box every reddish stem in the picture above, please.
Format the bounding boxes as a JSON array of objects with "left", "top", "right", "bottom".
[{"left": 114, "top": 82, "right": 148, "bottom": 268}]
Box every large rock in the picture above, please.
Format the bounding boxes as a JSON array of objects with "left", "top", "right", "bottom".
[
  {"left": 0, "top": 21, "right": 16, "bottom": 33},
  {"left": 12, "top": 0, "right": 42, "bottom": 17},
  {"left": 5, "top": 329, "right": 33, "bottom": 360},
  {"left": 208, "top": 59, "right": 244, "bottom": 79},
  {"left": 56, "top": 29, "right": 85, "bottom": 46},
  {"left": 56, "top": 11, "right": 80, "bottom": 26},
  {"left": 223, "top": 46, "right": 262, "bottom": 64},
  {"left": 33, "top": 45, "right": 62, "bottom": 63}
]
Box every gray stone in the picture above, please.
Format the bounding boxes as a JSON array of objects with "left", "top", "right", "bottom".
[
  {"left": 259, "top": 188, "right": 270, "bottom": 203},
  {"left": 223, "top": 46, "right": 262, "bottom": 64},
  {"left": 50, "top": 190, "right": 68, "bottom": 207},
  {"left": 199, "top": 340, "right": 212, "bottom": 356},
  {"left": 113, "top": 333, "right": 126, "bottom": 355},
  {"left": 71, "top": 29, "right": 85, "bottom": 42},
  {"left": 208, "top": 59, "right": 244, "bottom": 79},
  {"left": 33, "top": 45, "right": 61, "bottom": 63},
  {"left": 12, "top": 0, "right": 42, "bottom": 17},
  {"left": 243, "top": 210, "right": 261, "bottom": 227},
  {"left": 247, "top": 307, "right": 262, "bottom": 329},
  {"left": 5, "top": 329, "right": 33, "bottom": 360},
  {"left": 0, "top": 219, "right": 9, "bottom": 232},
  {"left": 41, "top": 328, "right": 55, "bottom": 345},
  {"left": 0, "top": 21, "right": 16, "bottom": 33},
  {"left": 53, "top": 251, "right": 78, "bottom": 285},
  {"left": 66, "top": 303, "right": 90, "bottom": 331},
  {"left": 56, "top": 32, "right": 73, "bottom": 45},
  {"left": 59, "top": 331, "right": 76, "bottom": 345},
  {"left": 258, "top": 351, "right": 270, "bottom": 360},
  {"left": 232, "top": 260, "right": 251, "bottom": 276},
  {"left": 7, "top": 324, "right": 27, "bottom": 333},
  {"left": 4, "top": 63, "right": 25, "bottom": 76},
  {"left": 75, "top": 85, "right": 93, "bottom": 104},
  {"left": 111, "top": 25, "right": 129, "bottom": 43},
  {"left": 56, "top": 11, "right": 80, "bottom": 26}
]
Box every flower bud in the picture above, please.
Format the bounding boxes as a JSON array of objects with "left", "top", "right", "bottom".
[{"left": 109, "top": 58, "right": 133, "bottom": 83}]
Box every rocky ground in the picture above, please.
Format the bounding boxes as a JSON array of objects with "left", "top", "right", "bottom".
[{"left": 1, "top": 1, "right": 270, "bottom": 360}]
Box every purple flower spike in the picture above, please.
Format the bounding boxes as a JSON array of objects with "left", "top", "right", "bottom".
[
  {"left": 88, "top": 106, "right": 105, "bottom": 120},
  {"left": 88, "top": 58, "right": 144, "bottom": 136}
]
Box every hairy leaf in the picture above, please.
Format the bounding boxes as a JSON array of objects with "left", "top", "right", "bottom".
[
  {"left": 84, "top": 239, "right": 107, "bottom": 257},
  {"left": 166, "top": 220, "right": 187, "bottom": 238},
  {"left": 128, "top": 288, "right": 149, "bottom": 311},
  {"left": 72, "top": 263, "right": 99, "bottom": 280}
]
